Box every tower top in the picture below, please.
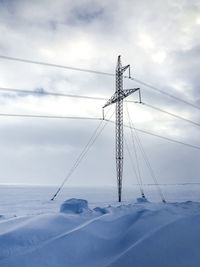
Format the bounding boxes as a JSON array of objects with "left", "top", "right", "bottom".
[{"left": 116, "top": 55, "right": 122, "bottom": 70}]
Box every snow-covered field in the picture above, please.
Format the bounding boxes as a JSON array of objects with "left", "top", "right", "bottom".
[{"left": 0, "top": 184, "right": 200, "bottom": 267}]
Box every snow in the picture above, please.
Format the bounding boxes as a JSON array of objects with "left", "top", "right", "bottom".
[
  {"left": 60, "top": 198, "right": 89, "bottom": 214},
  {"left": 0, "top": 185, "right": 200, "bottom": 266},
  {"left": 136, "top": 197, "right": 149, "bottom": 203}
]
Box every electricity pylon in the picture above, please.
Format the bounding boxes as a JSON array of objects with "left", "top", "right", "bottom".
[{"left": 103, "top": 56, "right": 139, "bottom": 202}]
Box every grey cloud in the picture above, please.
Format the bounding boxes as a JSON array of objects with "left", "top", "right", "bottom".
[{"left": 0, "top": 0, "right": 199, "bottom": 189}]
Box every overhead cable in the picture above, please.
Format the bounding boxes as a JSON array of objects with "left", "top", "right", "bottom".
[
  {"left": 140, "top": 102, "right": 200, "bottom": 128},
  {"left": 127, "top": 77, "right": 200, "bottom": 111},
  {"left": 0, "top": 112, "right": 199, "bottom": 151},
  {"left": 1, "top": 86, "right": 200, "bottom": 128},
  {"left": 0, "top": 55, "right": 114, "bottom": 77},
  {"left": 0, "top": 86, "right": 138, "bottom": 103},
  {"left": 0, "top": 113, "right": 102, "bottom": 120},
  {"left": 0, "top": 54, "right": 199, "bottom": 110},
  {"left": 105, "top": 119, "right": 200, "bottom": 151}
]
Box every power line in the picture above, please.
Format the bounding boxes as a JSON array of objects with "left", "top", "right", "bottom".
[
  {"left": 0, "top": 111, "right": 199, "bottom": 151},
  {"left": 1, "top": 86, "right": 200, "bottom": 129},
  {"left": 105, "top": 119, "right": 200, "bottom": 151},
  {"left": 140, "top": 102, "right": 200, "bottom": 128},
  {"left": 0, "top": 86, "right": 139, "bottom": 103},
  {"left": 0, "top": 54, "right": 199, "bottom": 111},
  {"left": 0, "top": 55, "right": 114, "bottom": 77},
  {"left": 0, "top": 86, "right": 108, "bottom": 100},
  {"left": 0, "top": 113, "right": 102, "bottom": 120},
  {"left": 127, "top": 77, "right": 200, "bottom": 111}
]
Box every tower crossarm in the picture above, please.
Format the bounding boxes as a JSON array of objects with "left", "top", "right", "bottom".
[
  {"left": 121, "top": 65, "right": 130, "bottom": 73},
  {"left": 103, "top": 88, "right": 139, "bottom": 108},
  {"left": 103, "top": 92, "right": 118, "bottom": 108},
  {"left": 122, "top": 88, "right": 140, "bottom": 98}
]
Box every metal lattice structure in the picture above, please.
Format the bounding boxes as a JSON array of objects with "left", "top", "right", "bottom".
[{"left": 103, "top": 56, "right": 139, "bottom": 202}]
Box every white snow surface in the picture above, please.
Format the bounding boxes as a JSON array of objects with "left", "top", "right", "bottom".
[{"left": 0, "top": 184, "right": 200, "bottom": 267}]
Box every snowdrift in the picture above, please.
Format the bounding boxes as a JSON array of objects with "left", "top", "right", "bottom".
[{"left": 0, "top": 198, "right": 200, "bottom": 267}]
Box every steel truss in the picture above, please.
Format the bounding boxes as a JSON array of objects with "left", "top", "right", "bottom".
[{"left": 103, "top": 56, "right": 139, "bottom": 202}]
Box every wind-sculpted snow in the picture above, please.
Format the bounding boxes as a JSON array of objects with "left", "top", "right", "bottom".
[
  {"left": 60, "top": 198, "right": 89, "bottom": 214},
  {"left": 0, "top": 199, "right": 200, "bottom": 267}
]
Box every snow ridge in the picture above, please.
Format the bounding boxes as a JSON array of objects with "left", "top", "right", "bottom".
[{"left": 0, "top": 199, "right": 200, "bottom": 267}]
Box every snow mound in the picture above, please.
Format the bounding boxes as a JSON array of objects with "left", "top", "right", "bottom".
[
  {"left": 1, "top": 201, "right": 200, "bottom": 267},
  {"left": 136, "top": 197, "right": 149, "bottom": 203},
  {"left": 60, "top": 198, "right": 89, "bottom": 214},
  {"left": 93, "top": 206, "right": 108, "bottom": 214}
]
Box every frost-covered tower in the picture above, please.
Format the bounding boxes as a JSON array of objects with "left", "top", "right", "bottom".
[{"left": 103, "top": 56, "right": 139, "bottom": 202}]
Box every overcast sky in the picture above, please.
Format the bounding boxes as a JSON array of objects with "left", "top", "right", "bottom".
[{"left": 0, "top": 0, "right": 200, "bottom": 192}]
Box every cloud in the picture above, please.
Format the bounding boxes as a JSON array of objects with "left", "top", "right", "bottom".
[{"left": 0, "top": 0, "right": 199, "bottom": 189}]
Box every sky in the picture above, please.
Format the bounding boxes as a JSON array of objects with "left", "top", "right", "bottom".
[{"left": 0, "top": 0, "right": 200, "bottom": 191}]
